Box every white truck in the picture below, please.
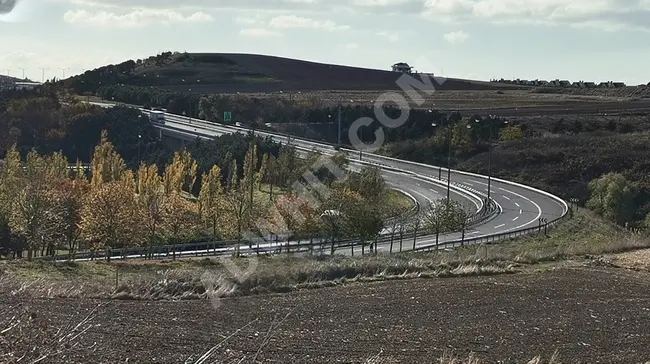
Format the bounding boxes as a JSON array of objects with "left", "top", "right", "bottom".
[{"left": 149, "top": 110, "right": 165, "bottom": 124}]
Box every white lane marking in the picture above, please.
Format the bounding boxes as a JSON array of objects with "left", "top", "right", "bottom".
[
  {"left": 470, "top": 179, "right": 487, "bottom": 185},
  {"left": 514, "top": 202, "right": 520, "bottom": 207},
  {"left": 411, "top": 190, "right": 433, "bottom": 203},
  {"left": 520, "top": 209, "right": 523, "bottom": 214},
  {"left": 498, "top": 187, "right": 542, "bottom": 230},
  {"left": 429, "top": 188, "right": 438, "bottom": 194},
  {"left": 467, "top": 231, "right": 481, "bottom": 235},
  {"left": 495, "top": 224, "right": 506, "bottom": 229},
  {"left": 502, "top": 195, "right": 511, "bottom": 201},
  {"left": 465, "top": 182, "right": 474, "bottom": 186},
  {"left": 410, "top": 175, "right": 481, "bottom": 210},
  {"left": 512, "top": 216, "right": 519, "bottom": 221}
]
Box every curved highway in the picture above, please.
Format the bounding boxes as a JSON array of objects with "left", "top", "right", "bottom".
[{"left": 86, "top": 102, "right": 568, "bottom": 257}]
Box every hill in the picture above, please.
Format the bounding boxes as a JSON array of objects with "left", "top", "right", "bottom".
[{"left": 64, "top": 52, "right": 525, "bottom": 94}]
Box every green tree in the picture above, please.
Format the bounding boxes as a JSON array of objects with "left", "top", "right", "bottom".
[
  {"left": 500, "top": 125, "right": 524, "bottom": 141},
  {"left": 587, "top": 172, "right": 636, "bottom": 225}
]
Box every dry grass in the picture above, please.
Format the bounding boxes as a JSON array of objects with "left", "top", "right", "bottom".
[{"left": 0, "top": 209, "right": 646, "bottom": 302}]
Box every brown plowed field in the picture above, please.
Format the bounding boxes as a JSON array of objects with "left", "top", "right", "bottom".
[{"left": 4, "top": 267, "right": 650, "bottom": 363}]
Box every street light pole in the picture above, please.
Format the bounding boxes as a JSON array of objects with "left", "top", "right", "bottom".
[
  {"left": 39, "top": 68, "right": 48, "bottom": 82},
  {"left": 446, "top": 125, "right": 451, "bottom": 204},
  {"left": 337, "top": 104, "right": 341, "bottom": 145},
  {"left": 487, "top": 119, "right": 493, "bottom": 201}
]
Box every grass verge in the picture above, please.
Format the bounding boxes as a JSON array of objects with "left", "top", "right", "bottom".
[{"left": 1, "top": 209, "right": 647, "bottom": 301}]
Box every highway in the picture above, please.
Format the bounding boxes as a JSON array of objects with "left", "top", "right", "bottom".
[{"left": 81, "top": 102, "right": 568, "bottom": 258}]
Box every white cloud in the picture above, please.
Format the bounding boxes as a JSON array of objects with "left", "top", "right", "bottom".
[
  {"left": 63, "top": 8, "right": 213, "bottom": 27},
  {"left": 235, "top": 13, "right": 264, "bottom": 24},
  {"left": 377, "top": 30, "right": 398, "bottom": 41},
  {"left": 422, "top": 0, "right": 650, "bottom": 31},
  {"left": 269, "top": 15, "right": 350, "bottom": 31},
  {"left": 443, "top": 30, "right": 468, "bottom": 44},
  {"left": 346, "top": 42, "right": 359, "bottom": 49},
  {"left": 239, "top": 28, "right": 282, "bottom": 37}
]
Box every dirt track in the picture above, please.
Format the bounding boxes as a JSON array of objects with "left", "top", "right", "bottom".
[{"left": 4, "top": 267, "right": 650, "bottom": 363}]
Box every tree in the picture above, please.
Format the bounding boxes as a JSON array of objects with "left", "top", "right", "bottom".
[
  {"left": 257, "top": 153, "right": 269, "bottom": 192},
  {"left": 81, "top": 177, "right": 145, "bottom": 251},
  {"left": 162, "top": 192, "right": 200, "bottom": 244},
  {"left": 137, "top": 163, "right": 165, "bottom": 249},
  {"left": 90, "top": 130, "right": 127, "bottom": 189},
  {"left": 276, "top": 145, "right": 299, "bottom": 189},
  {"left": 199, "top": 165, "right": 225, "bottom": 240},
  {"left": 452, "top": 122, "right": 472, "bottom": 150},
  {"left": 54, "top": 178, "right": 87, "bottom": 259},
  {"left": 587, "top": 172, "right": 636, "bottom": 225},
  {"left": 164, "top": 150, "right": 198, "bottom": 195},
  {"left": 500, "top": 125, "right": 524, "bottom": 141},
  {"left": 346, "top": 165, "right": 386, "bottom": 204},
  {"left": 10, "top": 150, "right": 67, "bottom": 259},
  {"left": 342, "top": 194, "right": 384, "bottom": 255},
  {"left": 423, "top": 200, "right": 467, "bottom": 247}
]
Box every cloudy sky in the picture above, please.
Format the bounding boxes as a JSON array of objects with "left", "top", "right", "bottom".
[{"left": 1, "top": 0, "right": 649, "bottom": 84}]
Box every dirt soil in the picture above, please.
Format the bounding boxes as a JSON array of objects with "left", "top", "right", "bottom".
[{"left": 3, "top": 267, "right": 650, "bottom": 363}]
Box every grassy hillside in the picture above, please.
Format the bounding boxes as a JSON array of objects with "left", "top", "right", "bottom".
[{"left": 64, "top": 52, "right": 525, "bottom": 94}]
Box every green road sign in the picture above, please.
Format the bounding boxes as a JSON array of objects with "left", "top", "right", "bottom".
[{"left": 224, "top": 111, "right": 232, "bottom": 122}]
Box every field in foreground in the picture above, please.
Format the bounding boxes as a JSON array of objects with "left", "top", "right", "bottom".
[{"left": 2, "top": 267, "right": 650, "bottom": 363}]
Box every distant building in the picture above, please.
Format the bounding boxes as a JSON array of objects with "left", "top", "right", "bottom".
[
  {"left": 392, "top": 62, "right": 412, "bottom": 73},
  {"left": 559, "top": 80, "right": 571, "bottom": 87},
  {"left": 613, "top": 82, "right": 626, "bottom": 88}
]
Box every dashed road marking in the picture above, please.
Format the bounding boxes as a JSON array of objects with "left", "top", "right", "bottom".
[
  {"left": 495, "top": 224, "right": 506, "bottom": 229},
  {"left": 512, "top": 216, "right": 519, "bottom": 221}
]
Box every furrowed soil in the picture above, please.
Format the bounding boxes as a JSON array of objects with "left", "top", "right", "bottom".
[{"left": 3, "top": 267, "right": 650, "bottom": 363}]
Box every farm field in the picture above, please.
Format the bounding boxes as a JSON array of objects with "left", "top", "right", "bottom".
[
  {"left": 241, "top": 89, "right": 650, "bottom": 114},
  {"left": 3, "top": 267, "right": 650, "bottom": 363}
]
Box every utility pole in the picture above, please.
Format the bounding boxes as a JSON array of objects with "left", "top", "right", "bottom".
[
  {"left": 446, "top": 124, "right": 451, "bottom": 204},
  {"left": 337, "top": 103, "right": 341, "bottom": 145},
  {"left": 39, "top": 67, "right": 48, "bottom": 82},
  {"left": 487, "top": 118, "right": 493, "bottom": 200},
  {"left": 188, "top": 88, "right": 192, "bottom": 124},
  {"left": 18, "top": 68, "right": 27, "bottom": 79},
  {"left": 58, "top": 67, "right": 70, "bottom": 79}
]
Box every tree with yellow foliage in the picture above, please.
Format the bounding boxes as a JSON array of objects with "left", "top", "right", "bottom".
[
  {"left": 199, "top": 165, "right": 225, "bottom": 240},
  {"left": 163, "top": 150, "right": 198, "bottom": 195},
  {"left": 81, "top": 172, "right": 145, "bottom": 251},
  {"left": 137, "top": 163, "right": 165, "bottom": 248},
  {"left": 10, "top": 150, "right": 69, "bottom": 259},
  {"left": 90, "top": 130, "right": 126, "bottom": 189},
  {"left": 161, "top": 191, "right": 200, "bottom": 245}
]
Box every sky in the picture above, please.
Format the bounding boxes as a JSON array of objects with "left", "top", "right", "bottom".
[{"left": 0, "top": 0, "right": 649, "bottom": 85}]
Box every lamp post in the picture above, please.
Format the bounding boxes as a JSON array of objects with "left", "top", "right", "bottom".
[
  {"left": 39, "top": 67, "right": 48, "bottom": 82},
  {"left": 432, "top": 117, "right": 471, "bottom": 204},
  {"left": 138, "top": 133, "right": 142, "bottom": 166},
  {"left": 188, "top": 88, "right": 192, "bottom": 124},
  {"left": 475, "top": 115, "right": 507, "bottom": 201}
]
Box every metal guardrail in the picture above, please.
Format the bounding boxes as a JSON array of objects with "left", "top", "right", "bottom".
[
  {"left": 414, "top": 209, "right": 567, "bottom": 252},
  {"left": 46, "top": 198, "right": 544, "bottom": 262}
]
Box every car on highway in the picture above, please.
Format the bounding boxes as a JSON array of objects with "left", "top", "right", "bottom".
[{"left": 149, "top": 110, "right": 165, "bottom": 124}]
